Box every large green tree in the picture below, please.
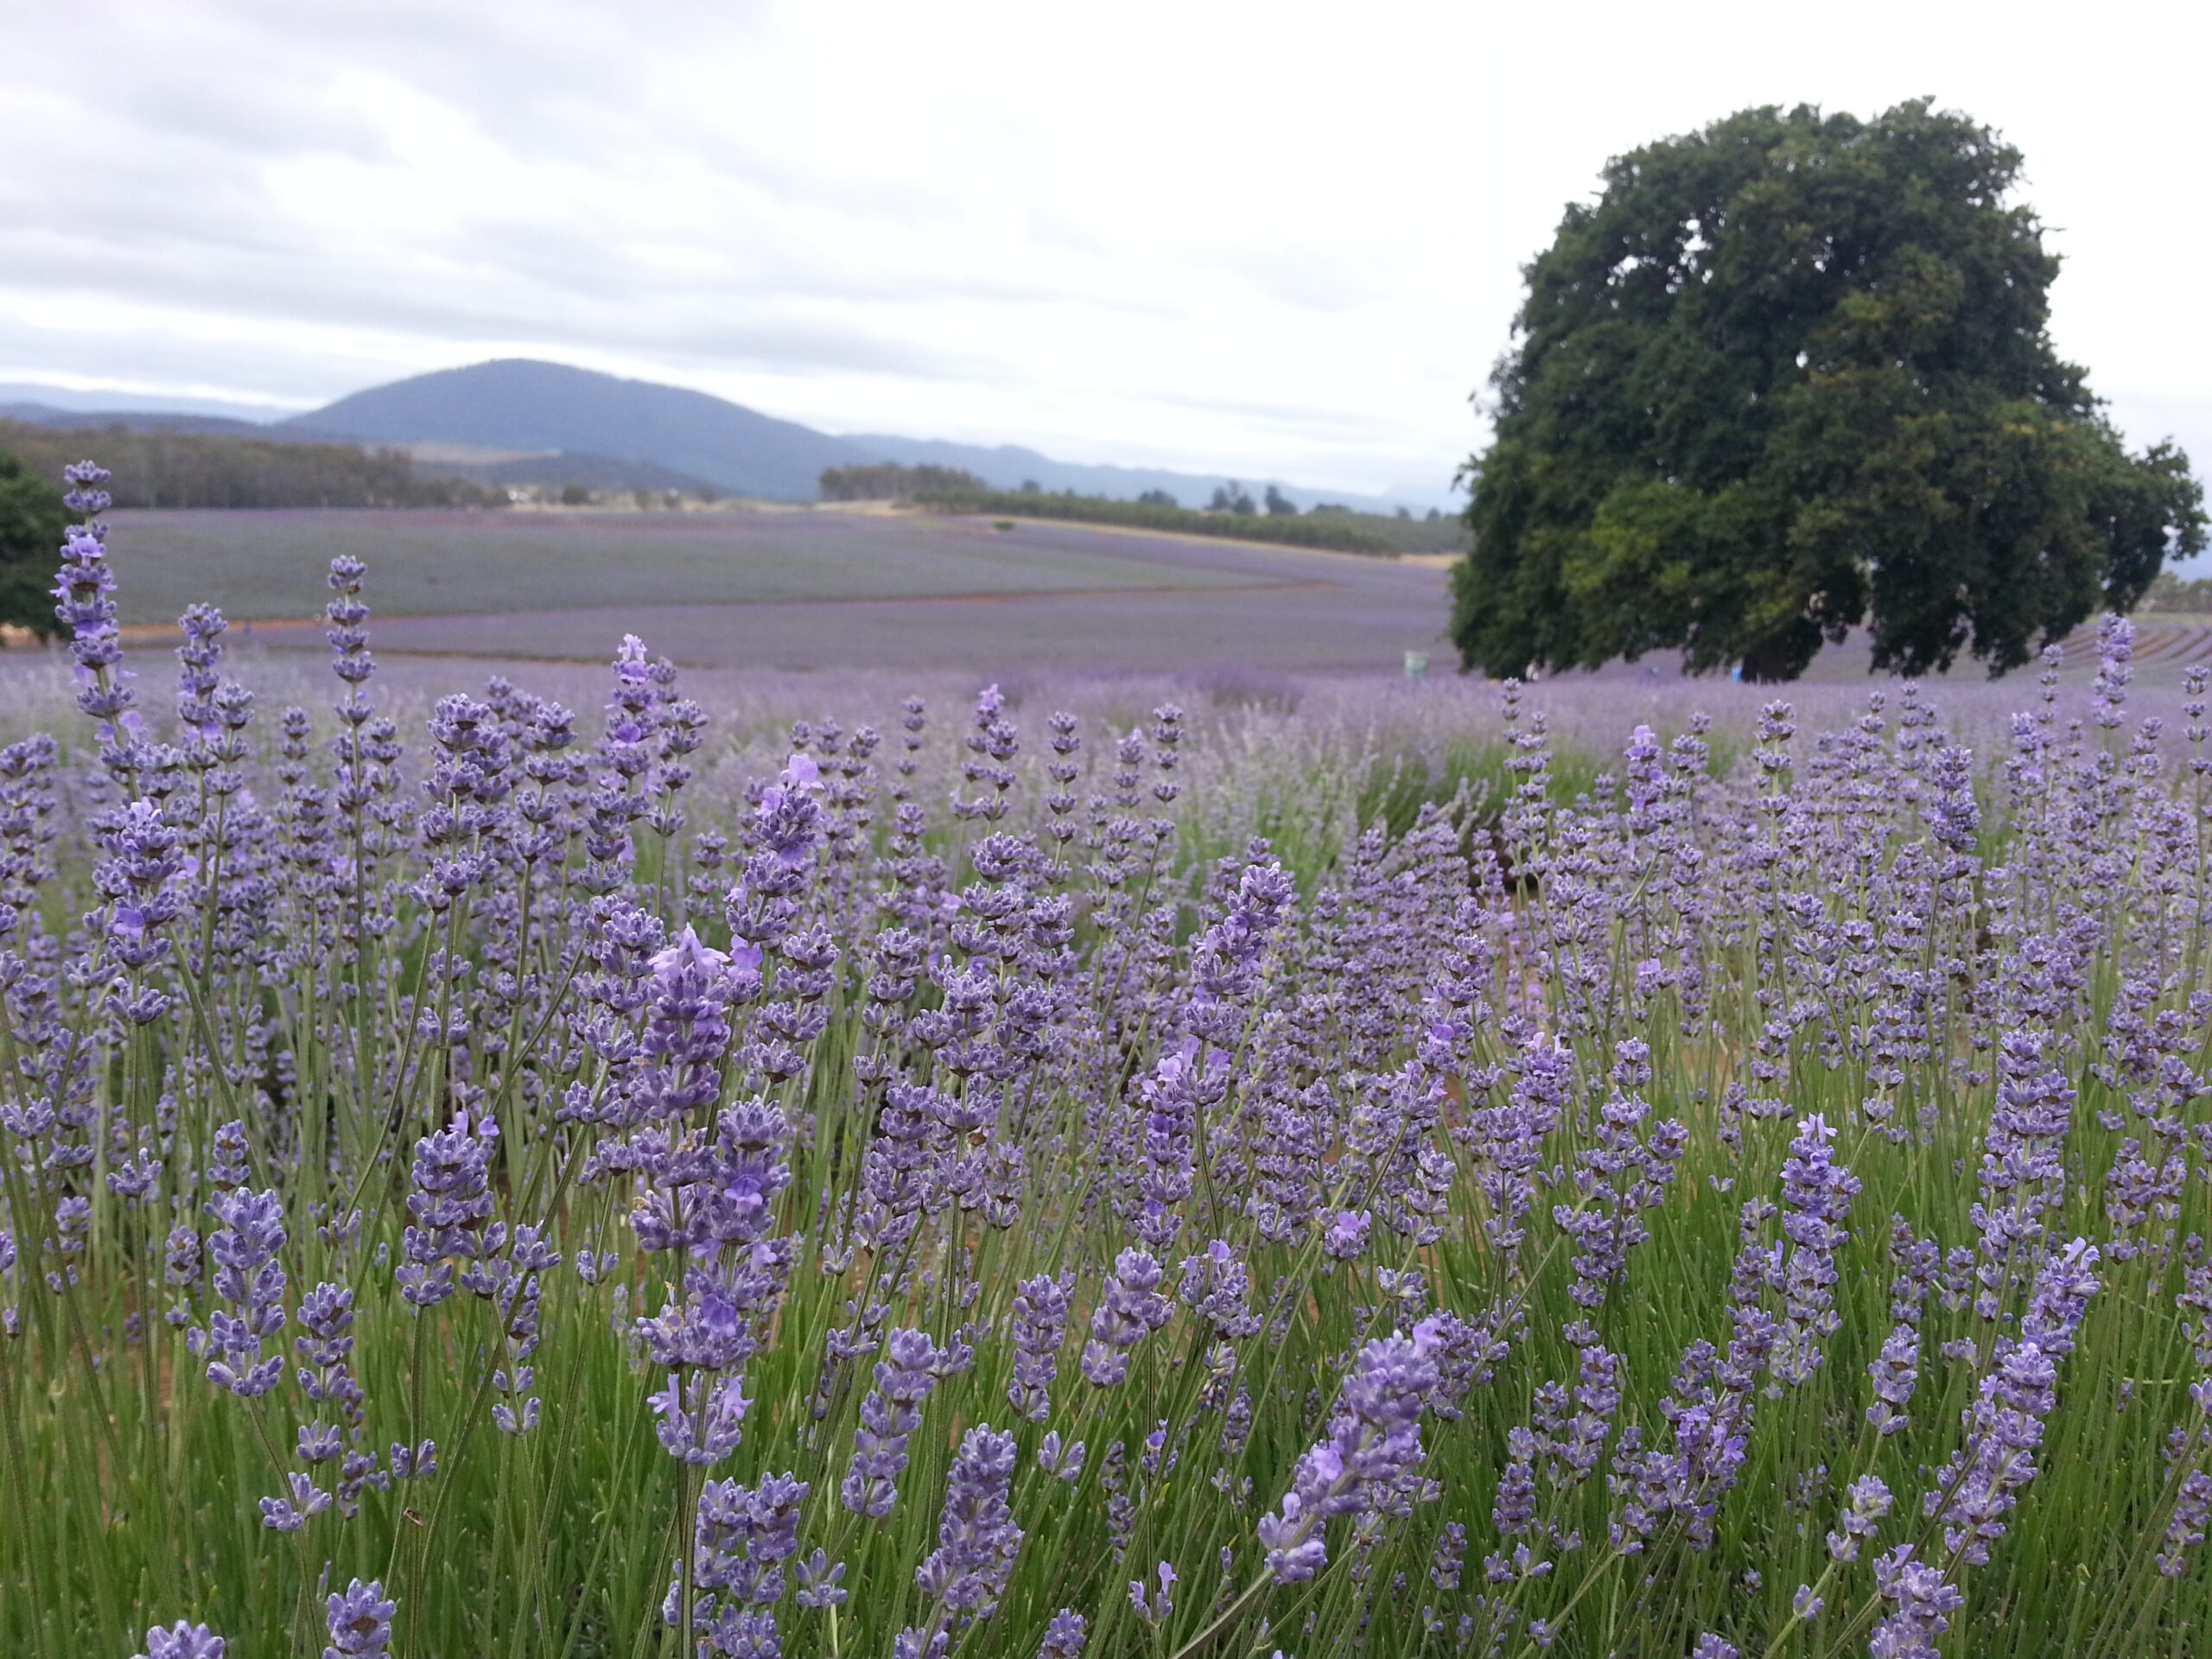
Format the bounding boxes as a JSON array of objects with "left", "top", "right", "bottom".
[
  {"left": 1452, "top": 100, "right": 2205, "bottom": 681},
  {"left": 0, "top": 447, "right": 68, "bottom": 639}
]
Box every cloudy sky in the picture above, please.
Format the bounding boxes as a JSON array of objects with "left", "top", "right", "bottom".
[{"left": 3, "top": 0, "right": 2206, "bottom": 502}]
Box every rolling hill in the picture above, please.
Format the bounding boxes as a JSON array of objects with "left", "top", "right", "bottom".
[{"left": 285, "top": 359, "right": 871, "bottom": 500}]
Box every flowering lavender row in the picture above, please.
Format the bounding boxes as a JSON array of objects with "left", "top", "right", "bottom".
[{"left": 4, "top": 465, "right": 2212, "bottom": 1659}]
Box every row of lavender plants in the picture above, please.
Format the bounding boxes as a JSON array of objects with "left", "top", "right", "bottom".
[{"left": 4, "top": 463, "right": 2211, "bottom": 1659}]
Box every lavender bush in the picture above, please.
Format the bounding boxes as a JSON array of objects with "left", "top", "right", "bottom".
[{"left": 5, "top": 464, "right": 2212, "bottom": 1658}]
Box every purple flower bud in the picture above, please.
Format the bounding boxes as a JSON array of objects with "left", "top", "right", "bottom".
[
  {"left": 135, "top": 1623, "right": 225, "bottom": 1659},
  {"left": 1037, "top": 1609, "right": 1087, "bottom": 1658}
]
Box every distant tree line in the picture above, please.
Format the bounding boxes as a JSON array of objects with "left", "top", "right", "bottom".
[
  {"left": 909, "top": 486, "right": 1398, "bottom": 554},
  {"left": 2136, "top": 570, "right": 2212, "bottom": 615},
  {"left": 818, "top": 462, "right": 988, "bottom": 502},
  {"left": 0, "top": 422, "right": 505, "bottom": 511}
]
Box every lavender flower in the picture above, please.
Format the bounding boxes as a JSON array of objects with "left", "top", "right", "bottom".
[
  {"left": 1081, "top": 1249, "right": 1172, "bottom": 1386},
  {"left": 1467, "top": 1031, "right": 1570, "bottom": 1276},
  {"left": 1037, "top": 1609, "right": 1088, "bottom": 1658},
  {"left": 841, "top": 1327, "right": 943, "bottom": 1517},
  {"left": 2158, "top": 1465, "right": 2212, "bottom": 1577},
  {"left": 1827, "top": 1473, "right": 1893, "bottom": 1563},
  {"left": 193, "top": 1188, "right": 288, "bottom": 1397},
  {"left": 1321, "top": 1209, "right": 1372, "bottom": 1262},
  {"left": 52, "top": 464, "right": 137, "bottom": 764},
  {"left": 1127, "top": 1560, "right": 1177, "bottom": 1626},
  {"left": 1256, "top": 1326, "right": 1441, "bottom": 1581},
  {"left": 795, "top": 1548, "right": 848, "bottom": 1609},
  {"left": 1430, "top": 1522, "right": 1467, "bottom": 1590},
  {"left": 1008, "top": 1273, "right": 1072, "bottom": 1421},
  {"left": 1771, "top": 1115, "right": 1860, "bottom": 1385},
  {"left": 1866, "top": 1327, "right": 1921, "bottom": 1438},
  {"left": 322, "top": 1580, "right": 396, "bottom": 1658},
  {"left": 915, "top": 1425, "right": 1025, "bottom": 1627},
  {"left": 133, "top": 1623, "right": 225, "bottom": 1659},
  {"left": 1036, "top": 1430, "right": 1086, "bottom": 1481},
  {"left": 646, "top": 1369, "right": 752, "bottom": 1467},
  {"left": 1925, "top": 1240, "right": 2101, "bottom": 1565},
  {"left": 1867, "top": 1547, "right": 1963, "bottom": 1658},
  {"left": 398, "top": 1110, "right": 500, "bottom": 1309},
  {"left": 1178, "top": 1240, "right": 1262, "bottom": 1340},
  {"left": 670, "top": 1471, "right": 807, "bottom": 1656}
]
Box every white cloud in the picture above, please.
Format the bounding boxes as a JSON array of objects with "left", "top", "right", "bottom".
[{"left": 0, "top": 0, "right": 2206, "bottom": 499}]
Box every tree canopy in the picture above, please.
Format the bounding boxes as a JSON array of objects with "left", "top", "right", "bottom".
[
  {"left": 1451, "top": 100, "right": 2205, "bottom": 681},
  {"left": 0, "top": 447, "right": 68, "bottom": 639}
]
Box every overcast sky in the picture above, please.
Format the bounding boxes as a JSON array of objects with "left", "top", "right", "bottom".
[{"left": 2, "top": 0, "right": 2206, "bottom": 503}]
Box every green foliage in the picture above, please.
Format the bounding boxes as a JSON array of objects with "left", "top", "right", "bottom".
[
  {"left": 0, "top": 447, "right": 68, "bottom": 637},
  {"left": 0, "top": 420, "right": 504, "bottom": 512},
  {"left": 1136, "top": 488, "right": 1179, "bottom": 508},
  {"left": 1452, "top": 99, "right": 2207, "bottom": 682},
  {"left": 818, "top": 461, "right": 988, "bottom": 502},
  {"left": 1209, "top": 480, "right": 1258, "bottom": 516},
  {"left": 1263, "top": 485, "right": 1298, "bottom": 518},
  {"left": 913, "top": 487, "right": 1399, "bottom": 553}
]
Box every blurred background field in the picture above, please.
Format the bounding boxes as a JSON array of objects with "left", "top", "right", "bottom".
[
  {"left": 85, "top": 506, "right": 1453, "bottom": 677},
  {"left": 54, "top": 505, "right": 2212, "bottom": 690}
]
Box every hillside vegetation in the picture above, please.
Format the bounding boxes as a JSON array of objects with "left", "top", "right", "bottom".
[
  {"left": 915, "top": 487, "right": 1415, "bottom": 554},
  {"left": 0, "top": 421, "right": 503, "bottom": 510}
]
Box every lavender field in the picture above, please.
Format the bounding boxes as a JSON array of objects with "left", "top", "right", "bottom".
[
  {"left": 10, "top": 468, "right": 2212, "bottom": 1659},
  {"left": 93, "top": 508, "right": 1452, "bottom": 678}
]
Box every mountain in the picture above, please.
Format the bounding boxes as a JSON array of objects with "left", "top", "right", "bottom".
[
  {"left": 286, "top": 359, "right": 872, "bottom": 501},
  {"left": 838, "top": 433, "right": 1449, "bottom": 515}
]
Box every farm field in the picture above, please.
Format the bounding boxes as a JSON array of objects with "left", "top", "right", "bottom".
[{"left": 95, "top": 506, "right": 1453, "bottom": 677}]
